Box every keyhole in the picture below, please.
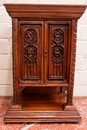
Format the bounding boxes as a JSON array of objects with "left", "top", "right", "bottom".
[
  {"left": 45, "top": 51, "right": 47, "bottom": 56},
  {"left": 45, "top": 51, "right": 47, "bottom": 54}
]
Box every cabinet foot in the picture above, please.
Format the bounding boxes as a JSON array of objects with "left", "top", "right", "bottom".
[
  {"left": 62, "top": 103, "right": 76, "bottom": 110},
  {"left": 9, "top": 105, "right": 22, "bottom": 111}
]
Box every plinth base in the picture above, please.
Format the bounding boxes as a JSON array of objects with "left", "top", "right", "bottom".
[{"left": 4, "top": 93, "right": 81, "bottom": 123}]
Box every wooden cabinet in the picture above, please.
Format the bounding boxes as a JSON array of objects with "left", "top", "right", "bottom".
[{"left": 4, "top": 4, "right": 86, "bottom": 123}]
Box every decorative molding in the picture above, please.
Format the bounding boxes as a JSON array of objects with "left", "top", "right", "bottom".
[
  {"left": 12, "top": 18, "right": 19, "bottom": 104},
  {"left": 67, "top": 20, "right": 77, "bottom": 105},
  {"left": 4, "top": 4, "right": 86, "bottom": 19}
]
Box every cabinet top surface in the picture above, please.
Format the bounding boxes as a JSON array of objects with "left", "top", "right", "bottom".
[
  {"left": 4, "top": 3, "right": 87, "bottom": 7},
  {"left": 4, "top": 4, "right": 87, "bottom": 19}
]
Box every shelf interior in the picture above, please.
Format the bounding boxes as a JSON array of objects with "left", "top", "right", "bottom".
[{"left": 19, "top": 92, "right": 67, "bottom": 111}]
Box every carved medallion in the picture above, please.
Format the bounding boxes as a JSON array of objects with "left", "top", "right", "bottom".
[
  {"left": 24, "top": 29, "right": 37, "bottom": 63},
  {"left": 52, "top": 29, "right": 64, "bottom": 63}
]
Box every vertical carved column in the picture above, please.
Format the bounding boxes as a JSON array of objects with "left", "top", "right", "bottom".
[
  {"left": 12, "top": 18, "right": 19, "bottom": 104},
  {"left": 67, "top": 20, "right": 77, "bottom": 105}
]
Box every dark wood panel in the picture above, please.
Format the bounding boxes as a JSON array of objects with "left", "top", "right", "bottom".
[
  {"left": 19, "top": 21, "right": 43, "bottom": 84},
  {"left": 45, "top": 21, "right": 71, "bottom": 84}
]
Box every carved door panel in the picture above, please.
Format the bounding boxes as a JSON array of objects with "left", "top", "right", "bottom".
[
  {"left": 19, "top": 21, "right": 43, "bottom": 84},
  {"left": 45, "top": 21, "right": 71, "bottom": 84}
]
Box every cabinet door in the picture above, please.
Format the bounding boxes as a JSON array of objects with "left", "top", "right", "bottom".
[
  {"left": 19, "top": 21, "right": 43, "bottom": 85},
  {"left": 44, "top": 21, "right": 71, "bottom": 84}
]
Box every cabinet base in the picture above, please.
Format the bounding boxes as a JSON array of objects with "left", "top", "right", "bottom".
[
  {"left": 4, "top": 108, "right": 81, "bottom": 123},
  {"left": 4, "top": 94, "right": 81, "bottom": 123}
]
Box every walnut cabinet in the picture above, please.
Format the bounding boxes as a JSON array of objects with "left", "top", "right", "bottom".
[{"left": 4, "top": 4, "right": 86, "bottom": 122}]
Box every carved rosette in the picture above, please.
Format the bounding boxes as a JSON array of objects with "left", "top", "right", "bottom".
[
  {"left": 52, "top": 29, "right": 64, "bottom": 64},
  {"left": 24, "top": 29, "right": 37, "bottom": 64}
]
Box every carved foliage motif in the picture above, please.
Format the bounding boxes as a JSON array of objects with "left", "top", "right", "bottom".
[
  {"left": 24, "top": 29, "right": 37, "bottom": 63},
  {"left": 52, "top": 29, "right": 64, "bottom": 64},
  {"left": 48, "top": 27, "right": 65, "bottom": 79}
]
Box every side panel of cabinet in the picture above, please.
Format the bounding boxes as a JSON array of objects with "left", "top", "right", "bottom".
[
  {"left": 44, "top": 21, "right": 71, "bottom": 84},
  {"left": 19, "top": 21, "right": 44, "bottom": 84}
]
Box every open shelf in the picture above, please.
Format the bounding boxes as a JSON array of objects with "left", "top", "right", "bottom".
[{"left": 19, "top": 93, "right": 66, "bottom": 111}]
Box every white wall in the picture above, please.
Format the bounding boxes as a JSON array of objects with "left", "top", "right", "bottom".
[{"left": 0, "top": 0, "right": 87, "bottom": 96}]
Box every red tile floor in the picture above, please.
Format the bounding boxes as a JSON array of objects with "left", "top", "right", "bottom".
[{"left": 0, "top": 97, "right": 87, "bottom": 130}]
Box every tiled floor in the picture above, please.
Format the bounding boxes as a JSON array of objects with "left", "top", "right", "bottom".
[{"left": 0, "top": 97, "right": 87, "bottom": 130}]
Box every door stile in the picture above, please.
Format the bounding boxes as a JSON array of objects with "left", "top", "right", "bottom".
[{"left": 44, "top": 21, "right": 48, "bottom": 85}]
